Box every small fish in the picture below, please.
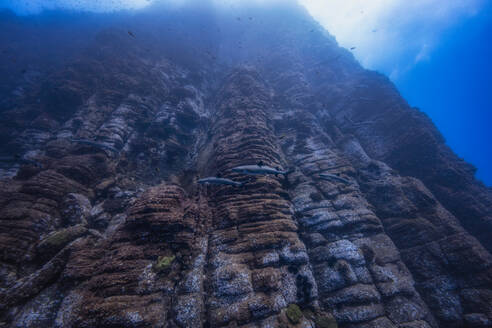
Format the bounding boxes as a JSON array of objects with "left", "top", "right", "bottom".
[
  {"left": 198, "top": 177, "right": 244, "bottom": 187},
  {"left": 350, "top": 47, "right": 356, "bottom": 50},
  {"left": 232, "top": 162, "right": 293, "bottom": 177},
  {"left": 319, "top": 173, "right": 350, "bottom": 184},
  {"left": 128, "top": 30, "right": 135, "bottom": 38}
]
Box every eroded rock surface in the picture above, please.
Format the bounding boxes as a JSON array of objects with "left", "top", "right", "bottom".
[{"left": 0, "top": 2, "right": 491, "bottom": 328}]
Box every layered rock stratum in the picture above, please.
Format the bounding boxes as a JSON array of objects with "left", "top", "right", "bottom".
[{"left": 0, "top": 2, "right": 491, "bottom": 327}]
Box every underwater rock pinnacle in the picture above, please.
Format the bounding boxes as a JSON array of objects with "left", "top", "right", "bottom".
[{"left": 0, "top": 2, "right": 491, "bottom": 327}]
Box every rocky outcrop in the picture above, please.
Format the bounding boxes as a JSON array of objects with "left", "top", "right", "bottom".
[
  {"left": 0, "top": 2, "right": 491, "bottom": 328},
  {"left": 55, "top": 184, "right": 203, "bottom": 328},
  {"left": 202, "top": 70, "right": 317, "bottom": 326}
]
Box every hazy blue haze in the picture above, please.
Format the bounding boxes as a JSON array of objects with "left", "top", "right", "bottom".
[{"left": 1, "top": 0, "right": 490, "bottom": 185}]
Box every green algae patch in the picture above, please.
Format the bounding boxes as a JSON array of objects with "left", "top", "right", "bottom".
[
  {"left": 286, "top": 304, "right": 303, "bottom": 324},
  {"left": 36, "top": 224, "right": 88, "bottom": 260},
  {"left": 154, "top": 255, "right": 175, "bottom": 272},
  {"left": 39, "top": 225, "right": 87, "bottom": 250}
]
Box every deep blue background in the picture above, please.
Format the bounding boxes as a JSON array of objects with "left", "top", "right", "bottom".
[{"left": 396, "top": 4, "right": 492, "bottom": 186}]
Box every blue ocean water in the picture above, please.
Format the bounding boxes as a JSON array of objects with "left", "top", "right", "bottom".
[{"left": 395, "top": 4, "right": 492, "bottom": 186}]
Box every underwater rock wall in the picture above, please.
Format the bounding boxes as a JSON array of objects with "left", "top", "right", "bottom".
[{"left": 0, "top": 2, "right": 491, "bottom": 328}]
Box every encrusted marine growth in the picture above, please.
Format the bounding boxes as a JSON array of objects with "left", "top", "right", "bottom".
[{"left": 0, "top": 2, "right": 491, "bottom": 328}]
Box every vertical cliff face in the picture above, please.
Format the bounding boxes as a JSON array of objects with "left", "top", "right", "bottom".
[{"left": 0, "top": 2, "right": 491, "bottom": 328}]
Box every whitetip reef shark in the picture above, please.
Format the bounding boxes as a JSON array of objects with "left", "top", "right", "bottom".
[{"left": 231, "top": 161, "right": 293, "bottom": 177}]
